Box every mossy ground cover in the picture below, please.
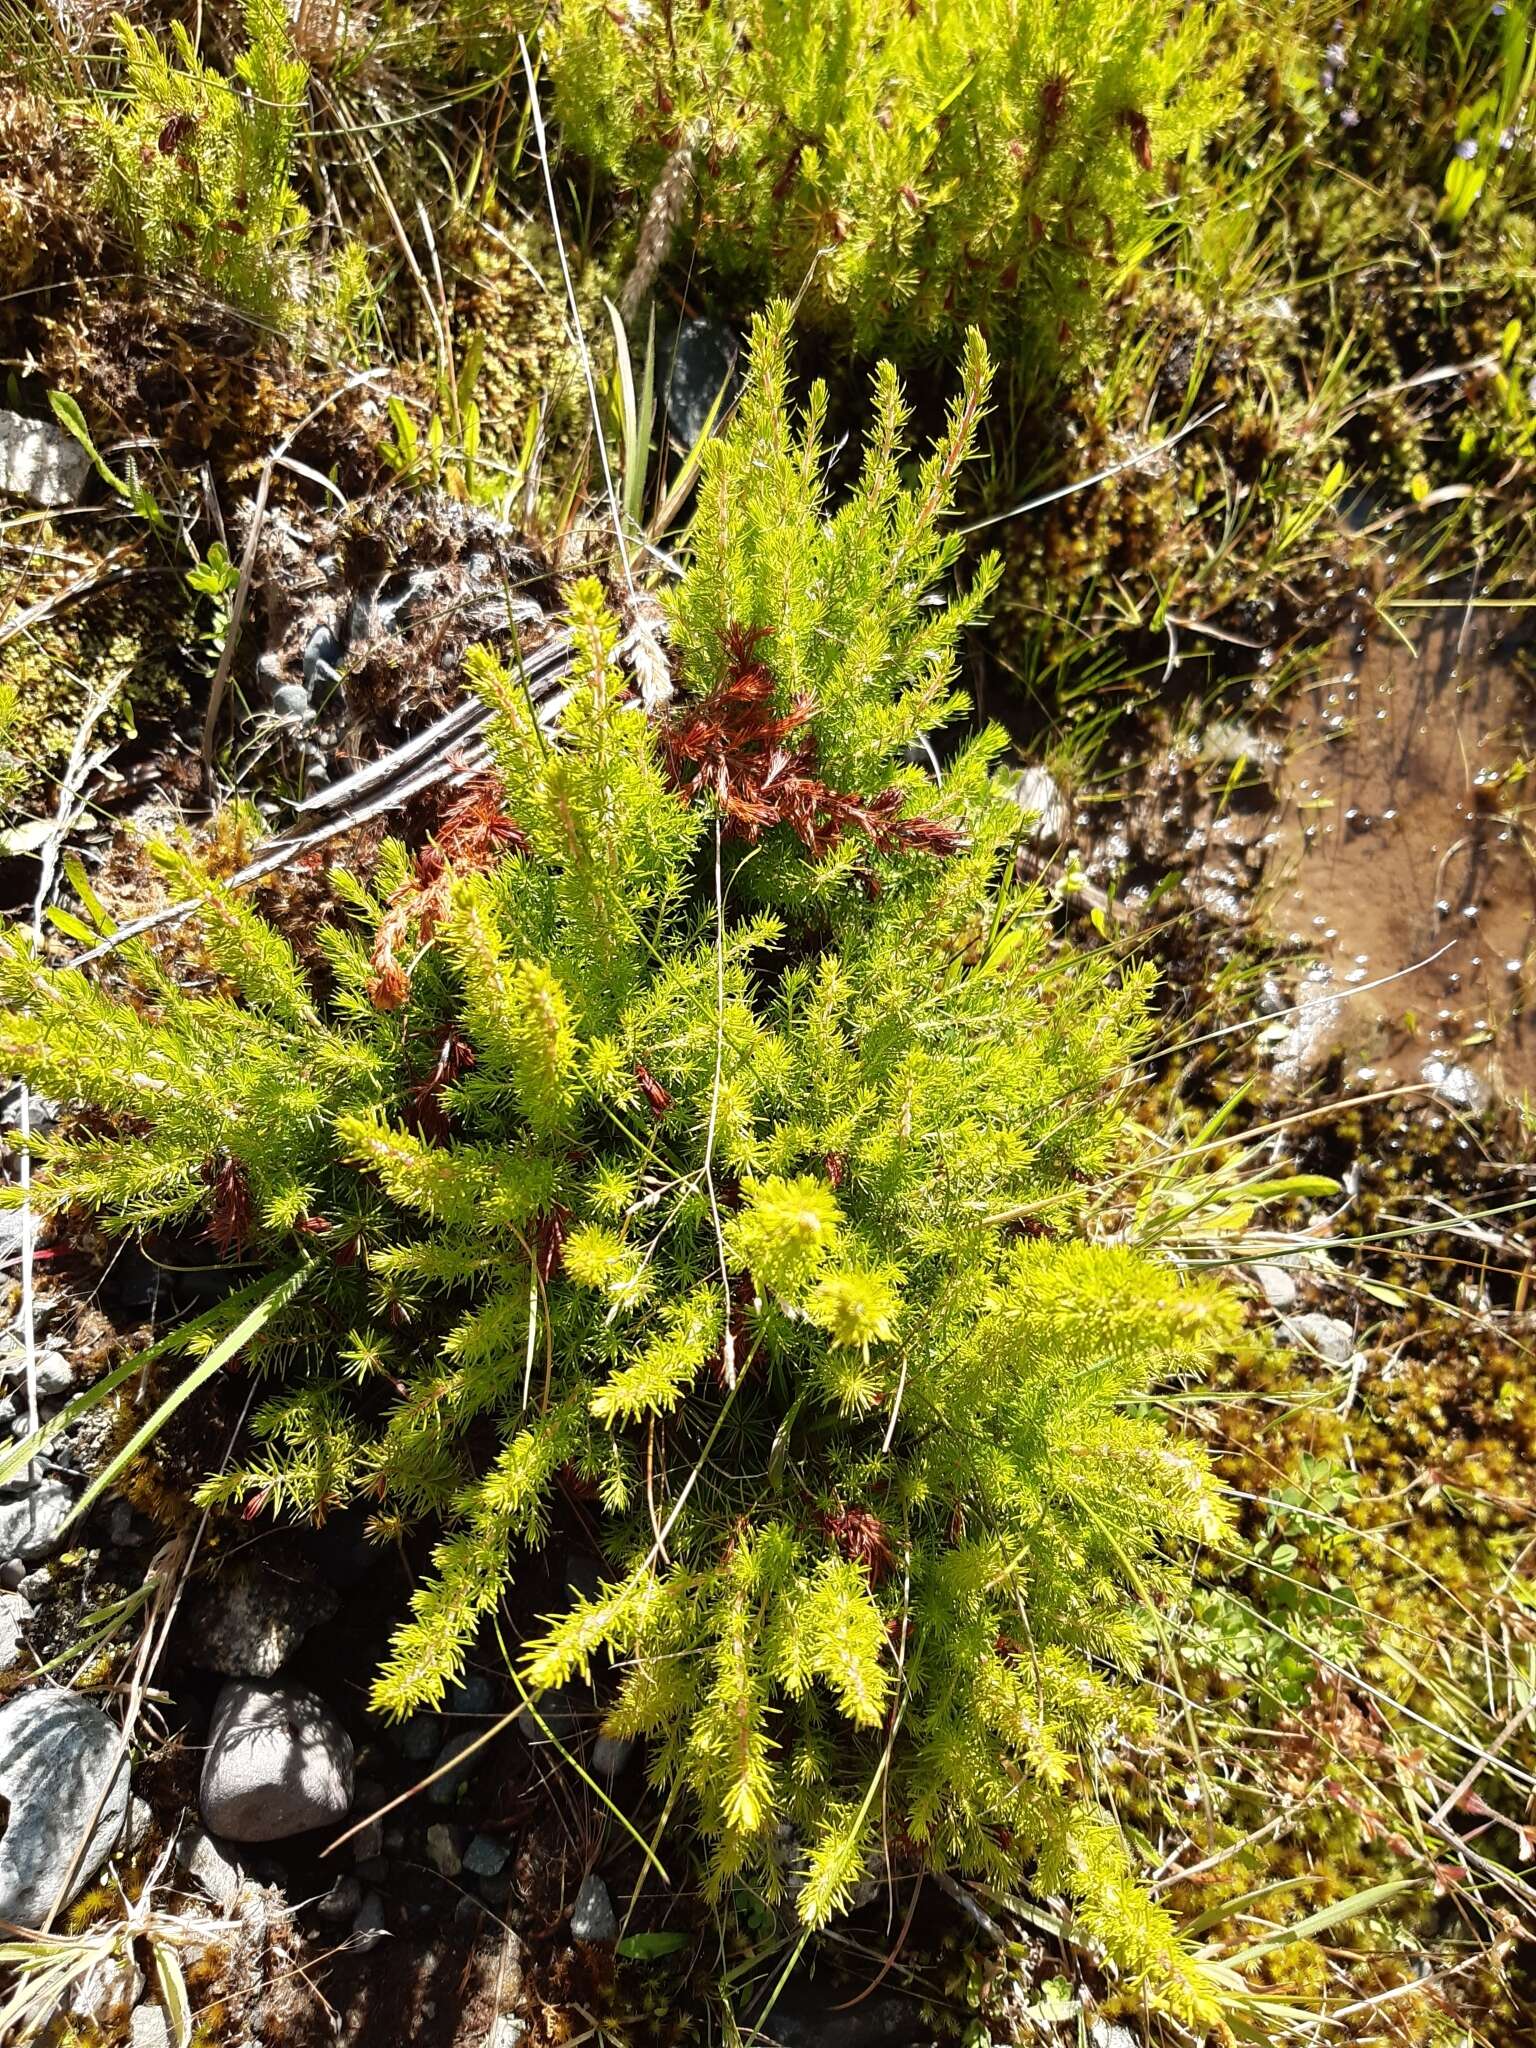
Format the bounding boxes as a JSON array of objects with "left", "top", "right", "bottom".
[{"left": 0, "top": 4, "right": 1533, "bottom": 2045}]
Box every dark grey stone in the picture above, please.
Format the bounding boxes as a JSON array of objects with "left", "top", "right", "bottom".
[
  {"left": 660, "top": 318, "right": 738, "bottom": 449},
  {"left": 569, "top": 1872, "right": 617, "bottom": 1943},
  {"left": 351, "top": 1889, "right": 390, "bottom": 1951},
  {"left": 396, "top": 1712, "right": 440, "bottom": 1760},
  {"left": 315, "top": 1873, "right": 363, "bottom": 1921},
  {"left": 758, "top": 1984, "right": 932, "bottom": 2048},
  {"left": 591, "top": 1733, "right": 634, "bottom": 1780},
  {"left": 462, "top": 1833, "right": 509, "bottom": 1879},
  {"left": 0, "top": 1686, "right": 131, "bottom": 1924},
  {"left": 447, "top": 1670, "right": 497, "bottom": 1716},
  {"left": 427, "top": 1729, "right": 482, "bottom": 1806},
  {"left": 200, "top": 1681, "right": 354, "bottom": 1841}
]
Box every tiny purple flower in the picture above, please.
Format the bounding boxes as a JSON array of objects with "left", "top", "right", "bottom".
[
  {"left": 1320, "top": 64, "right": 1336, "bottom": 92},
  {"left": 1454, "top": 136, "right": 1479, "bottom": 161},
  {"left": 1340, "top": 105, "right": 1360, "bottom": 129},
  {"left": 1325, "top": 39, "right": 1347, "bottom": 63},
  {"left": 1500, "top": 128, "right": 1516, "bottom": 152}
]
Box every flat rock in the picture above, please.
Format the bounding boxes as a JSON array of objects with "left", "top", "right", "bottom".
[
  {"left": 185, "top": 1559, "right": 338, "bottom": 1678},
  {"left": 0, "top": 1478, "right": 76, "bottom": 1562},
  {"left": 200, "top": 1681, "right": 354, "bottom": 1842},
  {"left": 0, "top": 409, "right": 91, "bottom": 509},
  {"left": 1283, "top": 1312, "right": 1355, "bottom": 1366},
  {"left": 0, "top": 1686, "right": 131, "bottom": 1925}
]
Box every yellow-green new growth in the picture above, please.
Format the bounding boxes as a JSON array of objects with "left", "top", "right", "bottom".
[{"left": 0, "top": 311, "right": 1234, "bottom": 2023}]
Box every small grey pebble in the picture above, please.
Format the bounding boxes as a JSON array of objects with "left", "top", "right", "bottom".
[
  {"left": 383, "top": 1826, "right": 406, "bottom": 1853},
  {"left": 1250, "top": 1263, "right": 1298, "bottom": 1314},
  {"left": 349, "top": 1816, "right": 384, "bottom": 1863},
  {"left": 302, "top": 623, "right": 344, "bottom": 691},
  {"left": 315, "top": 1874, "right": 363, "bottom": 1921},
  {"left": 478, "top": 1872, "right": 515, "bottom": 1909},
  {"left": 271, "top": 682, "right": 312, "bottom": 721},
  {"left": 447, "top": 1671, "right": 497, "bottom": 1716},
  {"left": 453, "top": 1893, "right": 484, "bottom": 1929},
  {"left": 396, "top": 1713, "right": 440, "bottom": 1761},
  {"left": 174, "top": 1828, "right": 245, "bottom": 1912},
  {"left": 1283, "top": 1312, "right": 1355, "bottom": 1366},
  {"left": 16, "top": 1567, "right": 50, "bottom": 1603},
  {"left": 591, "top": 1733, "right": 634, "bottom": 1781},
  {"left": 462, "top": 1833, "right": 509, "bottom": 1879},
  {"left": 0, "top": 1558, "right": 24, "bottom": 1591},
  {"left": 30, "top": 1350, "right": 76, "bottom": 1401},
  {"left": 428, "top": 1729, "right": 481, "bottom": 1806},
  {"left": 351, "top": 1890, "right": 390, "bottom": 1951},
  {"left": 570, "top": 1872, "right": 617, "bottom": 1943},
  {"left": 425, "top": 1822, "right": 463, "bottom": 1877}
]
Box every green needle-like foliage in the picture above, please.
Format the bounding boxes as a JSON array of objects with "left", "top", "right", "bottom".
[
  {"left": 0, "top": 307, "right": 1237, "bottom": 2020},
  {"left": 539, "top": 0, "right": 1245, "bottom": 366},
  {"left": 84, "top": 0, "right": 349, "bottom": 329}
]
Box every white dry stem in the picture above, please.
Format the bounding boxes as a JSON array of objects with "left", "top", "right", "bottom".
[{"left": 518, "top": 32, "right": 636, "bottom": 598}]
